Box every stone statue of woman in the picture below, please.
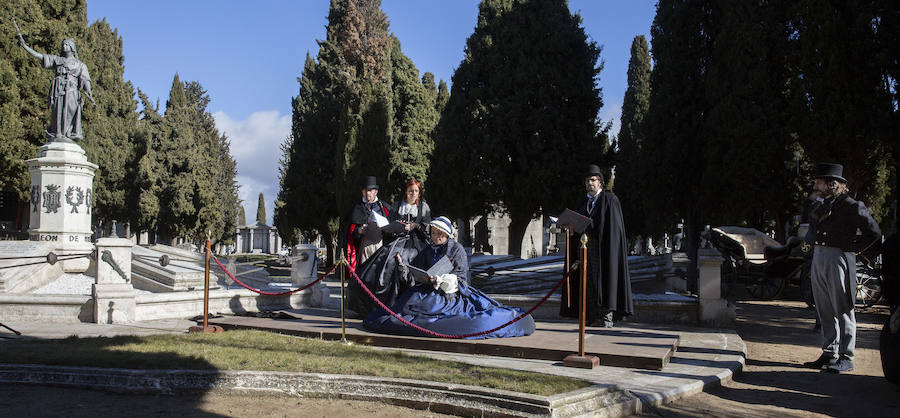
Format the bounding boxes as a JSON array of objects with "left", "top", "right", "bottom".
[{"left": 16, "top": 21, "right": 95, "bottom": 143}]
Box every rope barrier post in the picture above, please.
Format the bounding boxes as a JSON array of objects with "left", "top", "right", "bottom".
[
  {"left": 563, "top": 233, "right": 598, "bottom": 369},
  {"left": 190, "top": 232, "right": 223, "bottom": 334},
  {"left": 338, "top": 251, "right": 352, "bottom": 345}
]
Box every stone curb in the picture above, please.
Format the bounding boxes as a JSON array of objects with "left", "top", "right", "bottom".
[{"left": 0, "top": 364, "right": 640, "bottom": 417}]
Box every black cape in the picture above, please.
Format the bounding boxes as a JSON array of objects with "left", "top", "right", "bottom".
[
  {"left": 337, "top": 200, "right": 390, "bottom": 272},
  {"left": 559, "top": 191, "right": 634, "bottom": 322}
]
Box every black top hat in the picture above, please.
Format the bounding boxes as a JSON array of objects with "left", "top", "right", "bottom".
[
  {"left": 363, "top": 176, "right": 378, "bottom": 190},
  {"left": 812, "top": 163, "right": 847, "bottom": 183},
  {"left": 585, "top": 164, "right": 604, "bottom": 181}
]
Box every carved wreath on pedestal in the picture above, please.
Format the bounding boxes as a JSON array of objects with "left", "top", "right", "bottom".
[{"left": 65, "top": 186, "right": 85, "bottom": 213}]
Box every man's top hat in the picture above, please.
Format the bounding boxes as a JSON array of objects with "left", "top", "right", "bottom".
[
  {"left": 812, "top": 163, "right": 847, "bottom": 183},
  {"left": 363, "top": 176, "right": 378, "bottom": 190},
  {"left": 585, "top": 164, "right": 604, "bottom": 181}
]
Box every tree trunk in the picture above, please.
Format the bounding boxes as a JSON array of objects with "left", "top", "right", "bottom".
[{"left": 506, "top": 212, "right": 531, "bottom": 259}]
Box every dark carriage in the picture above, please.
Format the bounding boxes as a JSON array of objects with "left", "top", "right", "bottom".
[{"left": 705, "top": 226, "right": 883, "bottom": 306}]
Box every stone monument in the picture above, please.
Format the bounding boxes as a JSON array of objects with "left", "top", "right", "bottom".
[{"left": 17, "top": 22, "right": 97, "bottom": 272}]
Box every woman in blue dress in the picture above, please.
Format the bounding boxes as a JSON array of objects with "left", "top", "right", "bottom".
[{"left": 363, "top": 216, "right": 536, "bottom": 339}]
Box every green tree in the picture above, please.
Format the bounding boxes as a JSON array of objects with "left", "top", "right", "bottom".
[
  {"left": 80, "top": 18, "right": 140, "bottom": 227},
  {"left": 0, "top": 0, "right": 88, "bottom": 201},
  {"left": 134, "top": 90, "right": 164, "bottom": 240},
  {"left": 275, "top": 53, "right": 341, "bottom": 257},
  {"left": 134, "top": 75, "right": 236, "bottom": 245},
  {"left": 256, "top": 192, "right": 266, "bottom": 225},
  {"left": 794, "top": 0, "right": 894, "bottom": 224},
  {"left": 430, "top": 0, "right": 608, "bottom": 256},
  {"left": 697, "top": 1, "right": 805, "bottom": 241},
  {"left": 386, "top": 37, "right": 439, "bottom": 193},
  {"left": 614, "top": 35, "right": 652, "bottom": 242},
  {"left": 643, "top": 0, "right": 717, "bottom": 281},
  {"left": 276, "top": 0, "right": 441, "bottom": 262}
]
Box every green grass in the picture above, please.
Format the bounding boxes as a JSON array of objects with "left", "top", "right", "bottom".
[{"left": 0, "top": 330, "right": 590, "bottom": 396}]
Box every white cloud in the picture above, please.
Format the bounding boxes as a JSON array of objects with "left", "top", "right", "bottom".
[
  {"left": 599, "top": 101, "right": 623, "bottom": 141},
  {"left": 214, "top": 110, "right": 291, "bottom": 225}
]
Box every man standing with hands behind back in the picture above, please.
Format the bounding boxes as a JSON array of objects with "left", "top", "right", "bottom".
[
  {"left": 803, "top": 163, "right": 881, "bottom": 373},
  {"left": 560, "top": 165, "right": 633, "bottom": 328}
]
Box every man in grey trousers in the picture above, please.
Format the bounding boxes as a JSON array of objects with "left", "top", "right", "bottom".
[{"left": 802, "top": 163, "right": 882, "bottom": 373}]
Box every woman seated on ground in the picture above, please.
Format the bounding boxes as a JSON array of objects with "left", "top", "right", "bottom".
[
  {"left": 347, "top": 180, "right": 431, "bottom": 317},
  {"left": 363, "top": 216, "right": 536, "bottom": 339}
]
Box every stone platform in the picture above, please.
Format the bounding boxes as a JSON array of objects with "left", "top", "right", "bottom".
[
  {"left": 207, "top": 308, "right": 679, "bottom": 371},
  {"left": 0, "top": 317, "right": 746, "bottom": 416}
]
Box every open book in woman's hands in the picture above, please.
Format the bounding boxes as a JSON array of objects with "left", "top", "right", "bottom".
[{"left": 403, "top": 256, "right": 452, "bottom": 284}]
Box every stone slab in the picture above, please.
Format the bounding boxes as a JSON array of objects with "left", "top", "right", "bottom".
[
  {"left": 0, "top": 364, "right": 639, "bottom": 417},
  {"left": 208, "top": 309, "right": 679, "bottom": 370}
]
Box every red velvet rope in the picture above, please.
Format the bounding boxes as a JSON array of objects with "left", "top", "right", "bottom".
[
  {"left": 212, "top": 256, "right": 335, "bottom": 296},
  {"left": 348, "top": 266, "right": 572, "bottom": 339}
]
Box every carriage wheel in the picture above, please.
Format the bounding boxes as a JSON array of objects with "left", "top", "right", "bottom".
[
  {"left": 746, "top": 276, "right": 787, "bottom": 300},
  {"left": 856, "top": 264, "right": 883, "bottom": 307}
]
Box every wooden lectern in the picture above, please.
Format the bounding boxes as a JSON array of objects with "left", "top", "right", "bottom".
[{"left": 558, "top": 210, "right": 599, "bottom": 369}]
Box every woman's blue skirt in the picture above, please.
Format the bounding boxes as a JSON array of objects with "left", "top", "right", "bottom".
[{"left": 363, "top": 281, "right": 535, "bottom": 339}]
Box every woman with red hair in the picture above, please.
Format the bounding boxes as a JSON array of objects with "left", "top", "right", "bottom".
[{"left": 390, "top": 180, "right": 432, "bottom": 239}]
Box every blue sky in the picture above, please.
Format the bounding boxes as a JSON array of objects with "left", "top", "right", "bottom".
[{"left": 85, "top": 0, "right": 657, "bottom": 224}]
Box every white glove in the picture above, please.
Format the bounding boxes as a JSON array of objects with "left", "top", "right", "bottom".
[{"left": 433, "top": 273, "right": 459, "bottom": 294}]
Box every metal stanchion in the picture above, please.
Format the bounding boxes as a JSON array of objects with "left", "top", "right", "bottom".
[
  {"left": 563, "top": 233, "right": 599, "bottom": 368},
  {"left": 338, "top": 252, "right": 352, "bottom": 345},
  {"left": 190, "top": 233, "right": 223, "bottom": 333}
]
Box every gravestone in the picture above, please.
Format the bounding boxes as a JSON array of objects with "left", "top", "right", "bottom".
[
  {"left": 92, "top": 237, "right": 135, "bottom": 323},
  {"left": 291, "top": 244, "right": 322, "bottom": 306}
]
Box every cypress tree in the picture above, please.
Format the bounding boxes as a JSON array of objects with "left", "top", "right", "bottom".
[
  {"left": 80, "top": 18, "right": 140, "bottom": 227},
  {"left": 135, "top": 75, "right": 236, "bottom": 244},
  {"left": 615, "top": 35, "right": 652, "bottom": 242},
  {"left": 276, "top": 0, "right": 439, "bottom": 262},
  {"left": 256, "top": 193, "right": 266, "bottom": 225},
  {"left": 430, "top": 0, "right": 607, "bottom": 256},
  {"left": 698, "top": 1, "right": 803, "bottom": 239},
  {"left": 643, "top": 0, "right": 717, "bottom": 281},
  {"left": 134, "top": 90, "right": 163, "bottom": 240},
  {"left": 387, "top": 37, "right": 439, "bottom": 194},
  {"left": 275, "top": 53, "right": 340, "bottom": 256},
  {"left": 216, "top": 132, "right": 240, "bottom": 243},
  {"left": 0, "top": 0, "right": 88, "bottom": 202},
  {"left": 794, "top": 0, "right": 893, "bottom": 223}
]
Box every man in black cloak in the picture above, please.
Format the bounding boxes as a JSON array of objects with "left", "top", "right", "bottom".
[
  {"left": 560, "top": 165, "right": 634, "bottom": 327},
  {"left": 338, "top": 176, "right": 391, "bottom": 272}
]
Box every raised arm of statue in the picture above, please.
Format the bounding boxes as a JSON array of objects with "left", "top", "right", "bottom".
[{"left": 14, "top": 19, "right": 43, "bottom": 60}]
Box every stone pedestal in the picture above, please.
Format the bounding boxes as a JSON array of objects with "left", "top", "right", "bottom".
[
  {"left": 291, "top": 244, "right": 322, "bottom": 306},
  {"left": 697, "top": 248, "right": 735, "bottom": 326},
  {"left": 26, "top": 142, "right": 97, "bottom": 273},
  {"left": 93, "top": 238, "right": 135, "bottom": 324}
]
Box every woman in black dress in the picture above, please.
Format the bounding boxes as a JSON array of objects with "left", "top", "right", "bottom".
[{"left": 348, "top": 180, "right": 431, "bottom": 316}]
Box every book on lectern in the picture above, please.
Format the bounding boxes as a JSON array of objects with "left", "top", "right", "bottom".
[{"left": 557, "top": 208, "right": 592, "bottom": 234}]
